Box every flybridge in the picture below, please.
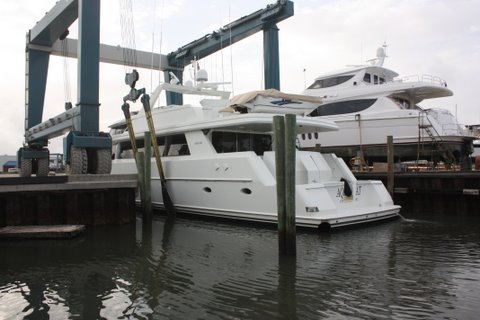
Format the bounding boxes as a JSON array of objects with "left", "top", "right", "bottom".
[{"left": 18, "top": 0, "right": 294, "bottom": 177}]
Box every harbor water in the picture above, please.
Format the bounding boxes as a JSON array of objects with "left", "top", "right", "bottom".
[{"left": 1, "top": 212, "right": 479, "bottom": 319}]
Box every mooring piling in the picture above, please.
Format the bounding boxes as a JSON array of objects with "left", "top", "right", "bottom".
[
  {"left": 136, "top": 151, "right": 146, "bottom": 208},
  {"left": 144, "top": 132, "right": 152, "bottom": 221},
  {"left": 284, "top": 114, "right": 297, "bottom": 256},
  {"left": 274, "top": 116, "right": 286, "bottom": 253},
  {"left": 274, "top": 114, "right": 297, "bottom": 256},
  {"left": 387, "top": 135, "right": 394, "bottom": 197}
]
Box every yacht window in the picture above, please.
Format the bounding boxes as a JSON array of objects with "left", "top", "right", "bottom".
[
  {"left": 116, "top": 134, "right": 189, "bottom": 158},
  {"left": 238, "top": 133, "right": 251, "bottom": 151},
  {"left": 363, "top": 73, "right": 371, "bottom": 83},
  {"left": 307, "top": 75, "right": 354, "bottom": 89},
  {"left": 253, "top": 135, "right": 272, "bottom": 156},
  {"left": 301, "top": 133, "right": 306, "bottom": 140},
  {"left": 308, "top": 99, "right": 377, "bottom": 116},
  {"left": 374, "top": 75, "right": 379, "bottom": 84},
  {"left": 314, "top": 132, "right": 318, "bottom": 139},
  {"left": 164, "top": 134, "right": 189, "bottom": 156},
  {"left": 308, "top": 133, "right": 312, "bottom": 140},
  {"left": 212, "top": 131, "right": 272, "bottom": 156},
  {"left": 379, "top": 77, "right": 385, "bottom": 84},
  {"left": 212, "top": 132, "right": 236, "bottom": 153}
]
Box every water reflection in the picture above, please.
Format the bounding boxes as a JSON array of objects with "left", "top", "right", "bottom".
[{"left": 0, "top": 213, "right": 479, "bottom": 319}]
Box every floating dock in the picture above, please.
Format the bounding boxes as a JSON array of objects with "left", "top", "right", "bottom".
[
  {"left": 0, "top": 225, "right": 85, "bottom": 239},
  {"left": 0, "top": 174, "right": 137, "bottom": 228}
]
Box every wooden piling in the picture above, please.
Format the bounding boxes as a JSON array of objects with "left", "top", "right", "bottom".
[
  {"left": 273, "top": 116, "right": 286, "bottom": 253},
  {"left": 284, "top": 114, "right": 297, "bottom": 256},
  {"left": 136, "top": 151, "right": 146, "bottom": 209},
  {"left": 387, "top": 135, "right": 394, "bottom": 197},
  {"left": 144, "top": 132, "right": 152, "bottom": 221},
  {"left": 274, "top": 114, "right": 296, "bottom": 256}
]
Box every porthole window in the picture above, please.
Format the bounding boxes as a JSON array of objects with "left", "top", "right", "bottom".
[
  {"left": 203, "top": 187, "right": 212, "bottom": 193},
  {"left": 241, "top": 188, "right": 252, "bottom": 195}
]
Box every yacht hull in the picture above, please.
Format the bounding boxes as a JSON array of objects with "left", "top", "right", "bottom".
[
  {"left": 112, "top": 151, "right": 400, "bottom": 230},
  {"left": 153, "top": 202, "right": 399, "bottom": 229},
  {"left": 299, "top": 114, "right": 474, "bottom": 166}
]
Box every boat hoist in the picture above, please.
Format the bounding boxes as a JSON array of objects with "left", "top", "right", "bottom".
[{"left": 18, "top": 0, "right": 293, "bottom": 176}]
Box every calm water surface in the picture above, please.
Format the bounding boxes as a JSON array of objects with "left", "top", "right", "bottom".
[{"left": 1, "top": 212, "right": 479, "bottom": 319}]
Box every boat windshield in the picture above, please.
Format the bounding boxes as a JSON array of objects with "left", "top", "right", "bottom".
[
  {"left": 308, "top": 99, "right": 377, "bottom": 116},
  {"left": 363, "top": 73, "right": 386, "bottom": 84},
  {"left": 307, "top": 75, "right": 354, "bottom": 89},
  {"left": 212, "top": 131, "right": 272, "bottom": 156}
]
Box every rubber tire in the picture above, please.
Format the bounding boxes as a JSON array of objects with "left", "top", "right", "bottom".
[
  {"left": 69, "top": 146, "right": 88, "bottom": 174},
  {"left": 94, "top": 148, "right": 112, "bottom": 174},
  {"left": 37, "top": 157, "right": 49, "bottom": 177},
  {"left": 19, "top": 158, "right": 32, "bottom": 177}
]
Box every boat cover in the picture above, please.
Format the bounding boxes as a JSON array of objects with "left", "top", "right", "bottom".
[{"left": 220, "top": 89, "right": 322, "bottom": 115}]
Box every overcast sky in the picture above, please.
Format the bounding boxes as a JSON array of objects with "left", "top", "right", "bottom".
[{"left": 1, "top": 0, "right": 479, "bottom": 155}]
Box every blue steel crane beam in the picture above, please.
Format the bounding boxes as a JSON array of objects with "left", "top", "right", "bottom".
[
  {"left": 164, "top": 0, "right": 293, "bottom": 104},
  {"left": 167, "top": 0, "right": 293, "bottom": 68},
  {"left": 29, "top": 0, "right": 78, "bottom": 46}
]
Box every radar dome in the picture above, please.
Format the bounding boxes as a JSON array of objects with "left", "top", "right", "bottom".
[
  {"left": 376, "top": 47, "right": 386, "bottom": 58},
  {"left": 196, "top": 69, "right": 208, "bottom": 82}
]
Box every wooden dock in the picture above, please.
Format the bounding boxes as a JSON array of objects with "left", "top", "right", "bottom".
[
  {"left": 355, "top": 171, "right": 480, "bottom": 215},
  {"left": 0, "top": 174, "right": 137, "bottom": 228}
]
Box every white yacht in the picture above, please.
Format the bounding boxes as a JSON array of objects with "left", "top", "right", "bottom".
[
  {"left": 300, "top": 45, "right": 474, "bottom": 170},
  {"left": 110, "top": 78, "right": 400, "bottom": 230}
]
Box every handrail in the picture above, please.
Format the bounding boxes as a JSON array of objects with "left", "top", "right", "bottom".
[
  {"left": 394, "top": 74, "right": 448, "bottom": 87},
  {"left": 419, "top": 110, "right": 443, "bottom": 143}
]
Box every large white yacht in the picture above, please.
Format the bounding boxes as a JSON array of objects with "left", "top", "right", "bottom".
[
  {"left": 110, "top": 76, "right": 400, "bottom": 230},
  {"left": 299, "top": 45, "right": 474, "bottom": 170}
]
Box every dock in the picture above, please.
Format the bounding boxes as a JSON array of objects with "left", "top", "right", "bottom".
[
  {"left": 0, "top": 174, "right": 137, "bottom": 228},
  {"left": 355, "top": 171, "right": 480, "bottom": 215},
  {"left": 0, "top": 225, "right": 85, "bottom": 239}
]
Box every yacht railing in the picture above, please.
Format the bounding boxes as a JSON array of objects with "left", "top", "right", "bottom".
[
  {"left": 419, "top": 110, "right": 443, "bottom": 142},
  {"left": 394, "top": 74, "right": 448, "bottom": 87}
]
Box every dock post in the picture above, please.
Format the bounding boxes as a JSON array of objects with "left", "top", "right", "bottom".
[
  {"left": 284, "top": 114, "right": 297, "bottom": 256},
  {"left": 387, "top": 135, "right": 394, "bottom": 197},
  {"left": 274, "top": 115, "right": 296, "bottom": 256},
  {"left": 136, "top": 151, "right": 146, "bottom": 209},
  {"left": 144, "top": 132, "right": 152, "bottom": 222},
  {"left": 273, "top": 116, "right": 286, "bottom": 254}
]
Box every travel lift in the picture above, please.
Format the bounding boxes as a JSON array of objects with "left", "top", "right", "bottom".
[{"left": 18, "top": 0, "right": 293, "bottom": 177}]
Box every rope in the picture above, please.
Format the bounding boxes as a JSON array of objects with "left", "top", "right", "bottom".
[
  {"left": 229, "top": 6, "right": 234, "bottom": 96},
  {"left": 220, "top": 24, "right": 225, "bottom": 90},
  {"left": 156, "top": 0, "right": 165, "bottom": 107},
  {"left": 149, "top": 0, "right": 157, "bottom": 93},
  {"left": 61, "top": 39, "right": 72, "bottom": 103},
  {"left": 118, "top": 0, "right": 137, "bottom": 72}
]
